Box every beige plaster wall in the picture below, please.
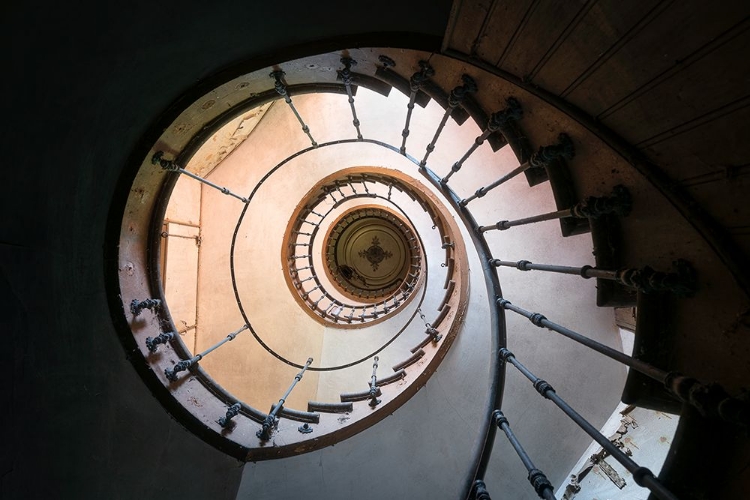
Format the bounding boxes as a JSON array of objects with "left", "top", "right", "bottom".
[
  {"left": 164, "top": 86, "right": 626, "bottom": 499},
  {"left": 164, "top": 175, "right": 202, "bottom": 353}
]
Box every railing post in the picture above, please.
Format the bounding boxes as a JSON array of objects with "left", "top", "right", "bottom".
[
  {"left": 164, "top": 325, "right": 250, "bottom": 382},
  {"left": 257, "top": 357, "right": 314, "bottom": 441},
  {"left": 339, "top": 57, "right": 363, "bottom": 140},
  {"left": 369, "top": 356, "right": 381, "bottom": 407},
  {"left": 130, "top": 298, "right": 161, "bottom": 317},
  {"left": 152, "top": 152, "right": 249, "bottom": 203},
  {"left": 441, "top": 98, "right": 522, "bottom": 185},
  {"left": 460, "top": 133, "right": 573, "bottom": 206},
  {"left": 400, "top": 61, "right": 435, "bottom": 155},
  {"left": 493, "top": 410, "right": 556, "bottom": 500},
  {"left": 490, "top": 258, "right": 696, "bottom": 297},
  {"left": 498, "top": 348, "right": 677, "bottom": 500},
  {"left": 420, "top": 74, "right": 477, "bottom": 168},
  {"left": 270, "top": 70, "right": 318, "bottom": 147},
  {"left": 479, "top": 185, "right": 631, "bottom": 232}
]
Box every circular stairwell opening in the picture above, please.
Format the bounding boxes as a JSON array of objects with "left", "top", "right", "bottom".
[{"left": 110, "top": 48, "right": 476, "bottom": 461}]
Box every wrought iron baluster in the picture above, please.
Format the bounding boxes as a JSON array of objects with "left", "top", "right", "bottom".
[
  {"left": 369, "top": 356, "right": 381, "bottom": 407},
  {"left": 145, "top": 331, "right": 175, "bottom": 353},
  {"left": 130, "top": 298, "right": 162, "bottom": 317},
  {"left": 420, "top": 75, "right": 477, "bottom": 168},
  {"left": 217, "top": 403, "right": 241, "bottom": 428},
  {"left": 292, "top": 265, "right": 313, "bottom": 274},
  {"left": 473, "top": 480, "right": 492, "bottom": 500},
  {"left": 270, "top": 70, "right": 317, "bottom": 147},
  {"left": 441, "top": 98, "right": 522, "bottom": 184},
  {"left": 497, "top": 298, "right": 748, "bottom": 426},
  {"left": 313, "top": 295, "right": 326, "bottom": 309},
  {"left": 339, "top": 57, "right": 363, "bottom": 140},
  {"left": 479, "top": 185, "right": 632, "bottom": 232},
  {"left": 257, "top": 357, "right": 314, "bottom": 441},
  {"left": 334, "top": 180, "right": 345, "bottom": 198},
  {"left": 491, "top": 259, "right": 696, "bottom": 296},
  {"left": 165, "top": 325, "right": 250, "bottom": 381},
  {"left": 493, "top": 410, "right": 556, "bottom": 500},
  {"left": 152, "top": 152, "right": 249, "bottom": 203},
  {"left": 346, "top": 175, "right": 358, "bottom": 194},
  {"left": 460, "top": 133, "right": 574, "bottom": 206},
  {"left": 400, "top": 61, "right": 435, "bottom": 155},
  {"left": 498, "top": 348, "right": 677, "bottom": 500}
]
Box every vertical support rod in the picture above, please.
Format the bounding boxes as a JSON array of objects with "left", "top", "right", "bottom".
[
  {"left": 217, "top": 403, "right": 241, "bottom": 428},
  {"left": 460, "top": 133, "right": 573, "bottom": 206},
  {"left": 339, "top": 57, "right": 363, "bottom": 140},
  {"left": 499, "top": 348, "right": 677, "bottom": 500},
  {"left": 400, "top": 60, "right": 435, "bottom": 155},
  {"left": 420, "top": 75, "right": 477, "bottom": 168},
  {"left": 369, "top": 356, "right": 381, "bottom": 407},
  {"left": 257, "top": 357, "right": 314, "bottom": 441},
  {"left": 152, "top": 152, "right": 249, "bottom": 203},
  {"left": 490, "top": 259, "right": 696, "bottom": 296},
  {"left": 479, "top": 185, "right": 632, "bottom": 232},
  {"left": 164, "top": 325, "right": 250, "bottom": 381},
  {"left": 493, "top": 410, "right": 556, "bottom": 500},
  {"left": 270, "top": 70, "right": 318, "bottom": 147},
  {"left": 441, "top": 98, "right": 522, "bottom": 184}
]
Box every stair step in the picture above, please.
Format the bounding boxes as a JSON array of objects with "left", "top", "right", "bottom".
[
  {"left": 307, "top": 401, "right": 353, "bottom": 414},
  {"left": 591, "top": 214, "right": 637, "bottom": 307},
  {"left": 650, "top": 405, "right": 749, "bottom": 500},
  {"left": 621, "top": 291, "right": 681, "bottom": 414}
]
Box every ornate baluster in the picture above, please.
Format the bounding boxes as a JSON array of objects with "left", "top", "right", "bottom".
[
  {"left": 270, "top": 70, "right": 317, "bottom": 147},
  {"left": 339, "top": 57, "right": 363, "bottom": 140},
  {"left": 441, "top": 98, "right": 522, "bottom": 184},
  {"left": 257, "top": 357, "right": 314, "bottom": 441},
  {"left": 497, "top": 298, "right": 748, "bottom": 425},
  {"left": 420, "top": 75, "right": 477, "bottom": 169},
  {"left": 130, "top": 298, "right": 162, "bottom": 317},
  {"left": 498, "top": 348, "right": 677, "bottom": 500},
  {"left": 400, "top": 61, "right": 435, "bottom": 155},
  {"left": 217, "top": 403, "right": 242, "bottom": 428},
  {"left": 493, "top": 410, "right": 556, "bottom": 500},
  {"left": 479, "top": 185, "right": 631, "bottom": 232},
  {"left": 145, "top": 331, "right": 175, "bottom": 353},
  {"left": 460, "top": 133, "right": 574, "bottom": 206},
  {"left": 490, "top": 258, "right": 696, "bottom": 296},
  {"left": 165, "top": 325, "right": 250, "bottom": 381},
  {"left": 152, "top": 152, "right": 249, "bottom": 203},
  {"left": 369, "top": 357, "right": 381, "bottom": 407}
]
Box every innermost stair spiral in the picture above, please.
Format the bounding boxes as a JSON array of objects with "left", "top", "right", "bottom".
[{"left": 324, "top": 207, "right": 415, "bottom": 301}]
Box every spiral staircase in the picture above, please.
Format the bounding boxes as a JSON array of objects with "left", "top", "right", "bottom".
[{"left": 5, "top": 1, "right": 750, "bottom": 500}]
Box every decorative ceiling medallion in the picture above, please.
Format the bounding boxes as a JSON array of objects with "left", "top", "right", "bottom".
[
  {"left": 359, "top": 236, "right": 393, "bottom": 271},
  {"left": 326, "top": 208, "right": 414, "bottom": 300}
]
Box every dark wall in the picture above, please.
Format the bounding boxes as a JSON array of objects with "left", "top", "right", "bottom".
[{"left": 2, "top": 2, "right": 452, "bottom": 498}]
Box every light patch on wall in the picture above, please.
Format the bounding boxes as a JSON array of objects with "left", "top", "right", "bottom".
[{"left": 185, "top": 102, "right": 274, "bottom": 178}]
